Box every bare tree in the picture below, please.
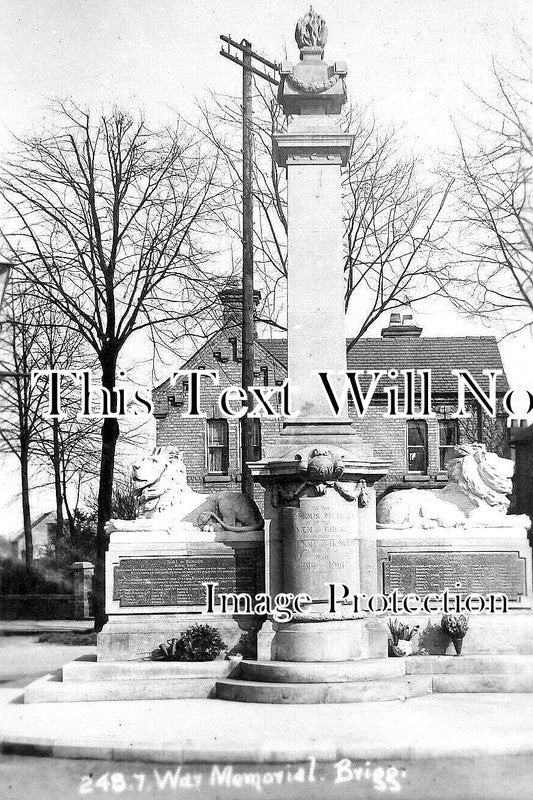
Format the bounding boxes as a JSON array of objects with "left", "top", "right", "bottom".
[
  {"left": 200, "top": 84, "right": 450, "bottom": 339},
  {"left": 342, "top": 113, "right": 451, "bottom": 342},
  {"left": 442, "top": 46, "right": 532, "bottom": 336},
  {"left": 0, "top": 280, "right": 48, "bottom": 569},
  {"left": 198, "top": 87, "right": 288, "bottom": 331},
  {"left": 32, "top": 311, "right": 102, "bottom": 540},
  {"left": 1, "top": 278, "right": 104, "bottom": 565},
  {"left": 0, "top": 102, "right": 228, "bottom": 628}
]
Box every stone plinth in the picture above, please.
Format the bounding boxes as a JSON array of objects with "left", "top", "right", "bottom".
[
  {"left": 377, "top": 524, "right": 533, "bottom": 609},
  {"left": 377, "top": 523, "right": 533, "bottom": 656},
  {"left": 98, "top": 527, "right": 264, "bottom": 661},
  {"left": 282, "top": 494, "right": 360, "bottom": 599},
  {"left": 251, "top": 446, "right": 388, "bottom": 661}
]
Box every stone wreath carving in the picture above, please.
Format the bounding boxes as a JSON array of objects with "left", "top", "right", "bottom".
[
  {"left": 285, "top": 73, "right": 344, "bottom": 95},
  {"left": 271, "top": 447, "right": 370, "bottom": 507}
]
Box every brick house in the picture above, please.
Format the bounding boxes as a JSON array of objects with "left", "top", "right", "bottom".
[{"left": 153, "top": 289, "right": 509, "bottom": 501}]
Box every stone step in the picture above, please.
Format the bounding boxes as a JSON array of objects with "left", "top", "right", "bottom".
[
  {"left": 432, "top": 673, "right": 533, "bottom": 693},
  {"left": 238, "top": 658, "right": 405, "bottom": 684},
  {"left": 407, "top": 654, "right": 533, "bottom": 675},
  {"left": 215, "top": 675, "right": 432, "bottom": 704},
  {"left": 24, "top": 673, "right": 217, "bottom": 704},
  {"left": 62, "top": 657, "right": 235, "bottom": 683}
]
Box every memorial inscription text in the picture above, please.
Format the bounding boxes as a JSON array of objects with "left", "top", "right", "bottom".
[
  {"left": 113, "top": 555, "right": 258, "bottom": 608},
  {"left": 382, "top": 551, "right": 526, "bottom": 601}
]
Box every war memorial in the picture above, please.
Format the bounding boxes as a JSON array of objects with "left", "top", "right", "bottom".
[{"left": 3, "top": 8, "right": 533, "bottom": 799}]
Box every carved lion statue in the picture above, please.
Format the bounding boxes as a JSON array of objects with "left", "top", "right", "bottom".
[
  {"left": 376, "top": 443, "right": 529, "bottom": 530},
  {"left": 105, "top": 447, "right": 264, "bottom": 535}
]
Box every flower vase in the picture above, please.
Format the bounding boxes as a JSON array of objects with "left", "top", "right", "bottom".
[{"left": 452, "top": 636, "right": 464, "bottom": 655}]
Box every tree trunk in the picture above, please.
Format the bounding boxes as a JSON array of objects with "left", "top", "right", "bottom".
[
  {"left": 52, "top": 419, "right": 64, "bottom": 555},
  {"left": 63, "top": 489, "right": 76, "bottom": 537},
  {"left": 20, "top": 443, "right": 33, "bottom": 571},
  {"left": 61, "top": 463, "right": 77, "bottom": 537},
  {"left": 476, "top": 402, "right": 484, "bottom": 443},
  {"left": 93, "top": 354, "right": 119, "bottom": 632}
]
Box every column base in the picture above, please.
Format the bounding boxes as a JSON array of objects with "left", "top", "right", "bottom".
[{"left": 272, "top": 617, "right": 388, "bottom": 662}]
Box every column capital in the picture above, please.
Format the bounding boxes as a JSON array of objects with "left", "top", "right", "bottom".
[{"left": 274, "top": 131, "right": 354, "bottom": 167}]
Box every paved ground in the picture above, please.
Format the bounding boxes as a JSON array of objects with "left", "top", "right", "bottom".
[
  {"left": 1, "top": 691, "right": 533, "bottom": 799},
  {"left": 1, "top": 631, "right": 533, "bottom": 799},
  {"left": 0, "top": 634, "right": 95, "bottom": 688},
  {"left": 1, "top": 691, "right": 533, "bottom": 762}
]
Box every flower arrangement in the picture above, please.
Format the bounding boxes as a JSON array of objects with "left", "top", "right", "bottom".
[
  {"left": 441, "top": 614, "right": 469, "bottom": 655},
  {"left": 152, "top": 624, "right": 227, "bottom": 662},
  {"left": 387, "top": 619, "right": 420, "bottom": 657}
]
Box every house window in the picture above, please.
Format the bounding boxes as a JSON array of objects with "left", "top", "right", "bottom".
[
  {"left": 237, "top": 419, "right": 262, "bottom": 467},
  {"left": 206, "top": 419, "right": 229, "bottom": 474},
  {"left": 406, "top": 420, "right": 428, "bottom": 473},
  {"left": 251, "top": 419, "right": 262, "bottom": 462},
  {"left": 439, "top": 419, "right": 459, "bottom": 471}
]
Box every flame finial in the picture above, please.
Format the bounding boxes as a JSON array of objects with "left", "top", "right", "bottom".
[{"left": 295, "top": 6, "right": 328, "bottom": 50}]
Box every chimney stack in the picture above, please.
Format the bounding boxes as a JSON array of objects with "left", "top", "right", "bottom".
[
  {"left": 381, "top": 310, "right": 423, "bottom": 338},
  {"left": 218, "top": 280, "right": 261, "bottom": 329}
]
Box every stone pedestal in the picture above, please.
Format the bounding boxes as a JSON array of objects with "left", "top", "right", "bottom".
[
  {"left": 251, "top": 446, "right": 388, "bottom": 662},
  {"left": 282, "top": 494, "right": 360, "bottom": 599},
  {"left": 377, "top": 524, "right": 533, "bottom": 610},
  {"left": 377, "top": 522, "right": 533, "bottom": 655},
  {"left": 98, "top": 528, "right": 264, "bottom": 661}
]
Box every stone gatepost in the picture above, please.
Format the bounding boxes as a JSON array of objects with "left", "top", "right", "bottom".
[
  {"left": 72, "top": 561, "right": 94, "bottom": 620},
  {"left": 250, "top": 8, "right": 389, "bottom": 662}
]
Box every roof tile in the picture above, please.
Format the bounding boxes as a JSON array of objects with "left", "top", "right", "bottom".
[{"left": 258, "top": 336, "right": 508, "bottom": 394}]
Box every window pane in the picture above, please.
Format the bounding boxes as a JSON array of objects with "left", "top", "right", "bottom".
[
  {"left": 439, "top": 420, "right": 458, "bottom": 446},
  {"left": 440, "top": 447, "right": 456, "bottom": 471},
  {"left": 207, "top": 419, "right": 229, "bottom": 473},
  {"left": 407, "top": 421, "right": 428, "bottom": 473},
  {"left": 251, "top": 419, "right": 262, "bottom": 461},
  {"left": 409, "top": 448, "right": 427, "bottom": 473},
  {"left": 407, "top": 420, "right": 427, "bottom": 446},
  {"left": 208, "top": 419, "right": 228, "bottom": 446},
  {"left": 208, "top": 449, "right": 223, "bottom": 473}
]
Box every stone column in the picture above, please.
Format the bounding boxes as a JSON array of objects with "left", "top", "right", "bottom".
[
  {"left": 278, "top": 118, "right": 353, "bottom": 426},
  {"left": 251, "top": 9, "right": 389, "bottom": 664},
  {"left": 272, "top": 10, "right": 374, "bottom": 447}
]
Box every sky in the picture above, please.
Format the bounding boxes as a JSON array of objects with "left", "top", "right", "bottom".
[
  {"left": 0, "top": 0, "right": 531, "bottom": 535},
  {"left": 0, "top": 2, "right": 529, "bottom": 201},
  {"left": 0, "top": 0, "right": 529, "bottom": 158},
  {"left": 1, "top": 2, "right": 530, "bottom": 353}
]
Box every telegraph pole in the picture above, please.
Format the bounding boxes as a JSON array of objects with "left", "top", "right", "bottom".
[
  {"left": 241, "top": 40, "right": 255, "bottom": 500},
  {"left": 219, "top": 36, "right": 279, "bottom": 498}
]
